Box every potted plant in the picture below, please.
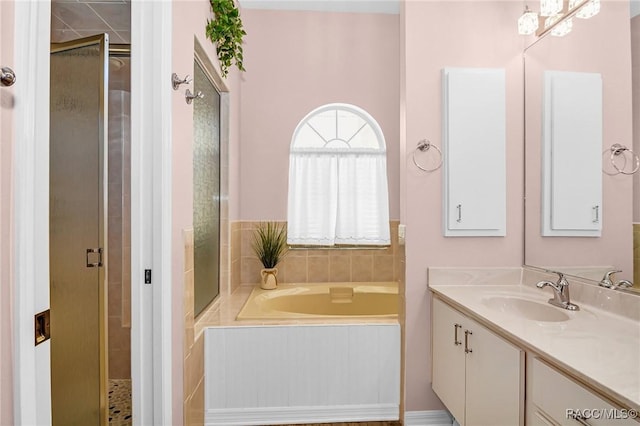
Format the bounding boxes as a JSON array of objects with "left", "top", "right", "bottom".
[
  {"left": 205, "top": 0, "right": 246, "bottom": 78},
  {"left": 252, "top": 222, "right": 288, "bottom": 290}
]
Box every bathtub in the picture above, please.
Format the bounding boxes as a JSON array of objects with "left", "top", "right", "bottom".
[{"left": 236, "top": 282, "right": 398, "bottom": 320}]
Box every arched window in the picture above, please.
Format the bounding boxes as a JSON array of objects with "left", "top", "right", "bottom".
[{"left": 287, "top": 103, "right": 390, "bottom": 246}]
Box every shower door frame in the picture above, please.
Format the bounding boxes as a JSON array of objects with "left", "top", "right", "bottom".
[{"left": 12, "top": 1, "right": 173, "bottom": 425}]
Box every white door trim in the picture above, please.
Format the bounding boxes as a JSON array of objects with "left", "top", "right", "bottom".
[
  {"left": 12, "top": 1, "right": 51, "bottom": 424},
  {"left": 131, "top": 1, "right": 173, "bottom": 424},
  {"left": 13, "top": 0, "right": 174, "bottom": 424}
]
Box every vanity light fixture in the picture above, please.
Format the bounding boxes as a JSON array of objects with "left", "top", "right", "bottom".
[
  {"left": 518, "top": 5, "right": 540, "bottom": 35},
  {"left": 519, "top": 0, "right": 601, "bottom": 37},
  {"left": 540, "top": 0, "right": 563, "bottom": 16},
  {"left": 570, "top": 0, "right": 600, "bottom": 19}
]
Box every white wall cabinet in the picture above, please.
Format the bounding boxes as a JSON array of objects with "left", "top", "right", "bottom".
[
  {"left": 442, "top": 68, "right": 506, "bottom": 237},
  {"left": 431, "top": 297, "right": 523, "bottom": 426},
  {"left": 542, "top": 71, "right": 602, "bottom": 237},
  {"left": 528, "top": 357, "right": 637, "bottom": 426}
]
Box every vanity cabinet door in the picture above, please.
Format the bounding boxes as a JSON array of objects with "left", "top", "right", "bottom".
[
  {"left": 432, "top": 298, "right": 467, "bottom": 424},
  {"left": 432, "top": 297, "right": 524, "bottom": 426},
  {"left": 464, "top": 314, "right": 523, "bottom": 426}
]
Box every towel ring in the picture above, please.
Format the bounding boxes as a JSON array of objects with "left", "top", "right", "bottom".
[
  {"left": 609, "top": 144, "right": 639, "bottom": 175},
  {"left": 412, "top": 139, "right": 442, "bottom": 172}
]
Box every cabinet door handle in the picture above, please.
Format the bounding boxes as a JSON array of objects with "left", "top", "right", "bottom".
[
  {"left": 464, "top": 330, "right": 473, "bottom": 353},
  {"left": 592, "top": 205, "right": 599, "bottom": 223},
  {"left": 456, "top": 204, "right": 462, "bottom": 223},
  {"left": 453, "top": 323, "right": 462, "bottom": 346}
]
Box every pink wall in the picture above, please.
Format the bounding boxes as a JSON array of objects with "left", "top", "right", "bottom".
[
  {"left": 402, "top": 1, "right": 524, "bottom": 411},
  {"left": 633, "top": 15, "right": 640, "bottom": 223},
  {"left": 0, "top": 0, "right": 14, "bottom": 423},
  {"left": 172, "top": 0, "right": 242, "bottom": 422},
  {"left": 238, "top": 9, "right": 400, "bottom": 221},
  {"left": 524, "top": 2, "right": 633, "bottom": 278}
]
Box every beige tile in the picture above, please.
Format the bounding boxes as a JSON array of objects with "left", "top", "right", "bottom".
[
  {"left": 351, "top": 254, "right": 373, "bottom": 282},
  {"left": 283, "top": 256, "right": 307, "bottom": 283},
  {"left": 241, "top": 227, "right": 257, "bottom": 258},
  {"left": 190, "top": 334, "right": 205, "bottom": 389},
  {"left": 183, "top": 228, "right": 194, "bottom": 272},
  {"left": 184, "top": 311, "right": 194, "bottom": 355},
  {"left": 189, "top": 378, "right": 205, "bottom": 426},
  {"left": 183, "top": 396, "right": 192, "bottom": 426},
  {"left": 287, "top": 248, "right": 308, "bottom": 257},
  {"left": 241, "top": 256, "right": 263, "bottom": 284},
  {"left": 183, "top": 352, "right": 192, "bottom": 402},
  {"left": 373, "top": 255, "right": 394, "bottom": 282},
  {"left": 231, "top": 258, "right": 241, "bottom": 291},
  {"left": 307, "top": 256, "right": 329, "bottom": 282},
  {"left": 329, "top": 254, "right": 351, "bottom": 282},
  {"left": 184, "top": 270, "right": 195, "bottom": 316}
]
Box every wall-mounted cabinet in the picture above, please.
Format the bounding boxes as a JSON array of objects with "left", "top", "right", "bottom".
[
  {"left": 442, "top": 68, "right": 506, "bottom": 237},
  {"left": 431, "top": 297, "right": 523, "bottom": 426},
  {"left": 542, "top": 71, "right": 602, "bottom": 237}
]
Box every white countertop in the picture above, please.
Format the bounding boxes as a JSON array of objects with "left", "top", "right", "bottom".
[{"left": 429, "top": 283, "right": 640, "bottom": 411}]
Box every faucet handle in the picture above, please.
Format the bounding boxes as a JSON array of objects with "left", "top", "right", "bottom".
[{"left": 555, "top": 272, "right": 569, "bottom": 286}]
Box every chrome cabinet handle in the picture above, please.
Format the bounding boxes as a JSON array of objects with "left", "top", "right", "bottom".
[
  {"left": 592, "top": 205, "right": 599, "bottom": 223},
  {"left": 453, "top": 323, "right": 462, "bottom": 346},
  {"left": 464, "top": 330, "right": 473, "bottom": 353},
  {"left": 1, "top": 66, "right": 16, "bottom": 87},
  {"left": 456, "top": 204, "right": 462, "bottom": 223},
  {"left": 86, "top": 248, "right": 103, "bottom": 268}
]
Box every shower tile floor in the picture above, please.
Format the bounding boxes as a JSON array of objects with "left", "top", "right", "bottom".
[{"left": 108, "top": 379, "right": 132, "bottom": 425}]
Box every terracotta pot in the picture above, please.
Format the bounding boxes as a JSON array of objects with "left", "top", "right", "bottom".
[{"left": 260, "top": 267, "right": 278, "bottom": 290}]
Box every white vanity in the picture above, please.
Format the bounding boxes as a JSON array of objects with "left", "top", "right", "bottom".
[{"left": 429, "top": 267, "right": 640, "bottom": 426}]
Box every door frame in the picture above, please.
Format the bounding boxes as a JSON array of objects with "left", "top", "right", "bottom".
[{"left": 12, "top": 1, "right": 173, "bottom": 424}]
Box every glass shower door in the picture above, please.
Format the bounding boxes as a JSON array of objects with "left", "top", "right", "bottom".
[
  {"left": 193, "top": 58, "right": 221, "bottom": 316},
  {"left": 50, "top": 34, "right": 108, "bottom": 426}
]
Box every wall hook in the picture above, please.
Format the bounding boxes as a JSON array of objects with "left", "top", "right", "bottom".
[
  {"left": 1, "top": 66, "right": 16, "bottom": 87},
  {"left": 172, "top": 73, "right": 192, "bottom": 90},
  {"left": 185, "top": 89, "right": 204, "bottom": 104}
]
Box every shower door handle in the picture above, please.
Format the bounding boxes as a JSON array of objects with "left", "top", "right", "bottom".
[{"left": 86, "top": 248, "right": 103, "bottom": 267}]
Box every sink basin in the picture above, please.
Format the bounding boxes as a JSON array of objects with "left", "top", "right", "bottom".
[{"left": 483, "top": 296, "right": 571, "bottom": 322}]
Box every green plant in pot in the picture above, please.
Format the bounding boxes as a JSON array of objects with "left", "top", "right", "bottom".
[
  {"left": 252, "top": 222, "right": 288, "bottom": 290},
  {"left": 205, "top": 0, "right": 246, "bottom": 78}
]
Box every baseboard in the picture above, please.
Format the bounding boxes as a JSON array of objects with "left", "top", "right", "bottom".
[
  {"left": 404, "top": 410, "right": 453, "bottom": 426},
  {"left": 205, "top": 403, "right": 399, "bottom": 425}
]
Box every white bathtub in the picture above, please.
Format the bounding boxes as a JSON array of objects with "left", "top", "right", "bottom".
[{"left": 236, "top": 282, "right": 398, "bottom": 320}]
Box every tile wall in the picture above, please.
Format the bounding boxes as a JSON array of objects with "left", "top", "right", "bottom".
[
  {"left": 183, "top": 228, "right": 205, "bottom": 426},
  {"left": 233, "top": 220, "right": 402, "bottom": 287}
]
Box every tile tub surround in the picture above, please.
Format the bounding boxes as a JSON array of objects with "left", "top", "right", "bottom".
[
  {"left": 427, "top": 267, "right": 640, "bottom": 412},
  {"left": 237, "top": 221, "right": 402, "bottom": 286}
]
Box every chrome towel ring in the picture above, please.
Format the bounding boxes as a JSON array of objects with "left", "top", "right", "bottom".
[
  {"left": 412, "top": 139, "right": 442, "bottom": 172},
  {"left": 603, "top": 143, "right": 639, "bottom": 176}
]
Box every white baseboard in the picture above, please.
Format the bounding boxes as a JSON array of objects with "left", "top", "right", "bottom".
[
  {"left": 404, "top": 410, "right": 454, "bottom": 426},
  {"left": 205, "top": 403, "right": 399, "bottom": 425}
]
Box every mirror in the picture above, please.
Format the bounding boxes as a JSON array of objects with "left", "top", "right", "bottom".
[{"left": 524, "top": 0, "right": 639, "bottom": 292}]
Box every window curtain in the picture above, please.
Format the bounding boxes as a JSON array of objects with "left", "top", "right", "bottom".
[
  {"left": 287, "top": 153, "right": 338, "bottom": 245},
  {"left": 287, "top": 151, "right": 390, "bottom": 246}
]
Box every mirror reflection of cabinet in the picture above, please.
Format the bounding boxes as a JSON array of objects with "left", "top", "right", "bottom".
[
  {"left": 524, "top": 1, "right": 635, "bottom": 284},
  {"left": 541, "top": 70, "right": 602, "bottom": 237}
]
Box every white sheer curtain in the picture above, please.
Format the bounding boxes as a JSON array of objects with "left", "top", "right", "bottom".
[{"left": 287, "top": 150, "right": 390, "bottom": 246}]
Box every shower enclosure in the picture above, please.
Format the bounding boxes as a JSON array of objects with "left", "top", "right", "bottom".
[{"left": 50, "top": 34, "right": 131, "bottom": 425}]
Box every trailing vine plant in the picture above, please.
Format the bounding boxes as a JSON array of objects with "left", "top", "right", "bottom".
[{"left": 205, "top": 0, "right": 246, "bottom": 78}]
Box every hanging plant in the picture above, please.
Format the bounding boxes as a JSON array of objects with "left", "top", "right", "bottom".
[{"left": 205, "top": 0, "right": 246, "bottom": 78}]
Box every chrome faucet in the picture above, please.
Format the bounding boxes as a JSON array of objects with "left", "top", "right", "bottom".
[
  {"left": 599, "top": 270, "right": 634, "bottom": 290},
  {"left": 536, "top": 272, "right": 580, "bottom": 311},
  {"left": 599, "top": 270, "right": 622, "bottom": 289}
]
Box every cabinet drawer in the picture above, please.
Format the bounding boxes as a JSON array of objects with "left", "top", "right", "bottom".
[{"left": 531, "top": 358, "right": 637, "bottom": 425}]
